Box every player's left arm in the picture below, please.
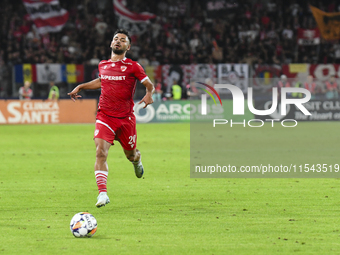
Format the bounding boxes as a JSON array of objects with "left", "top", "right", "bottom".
[
  {"left": 134, "top": 62, "right": 155, "bottom": 108},
  {"left": 139, "top": 78, "right": 155, "bottom": 109}
]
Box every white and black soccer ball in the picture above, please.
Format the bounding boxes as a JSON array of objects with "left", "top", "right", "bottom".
[{"left": 70, "top": 212, "right": 97, "bottom": 238}]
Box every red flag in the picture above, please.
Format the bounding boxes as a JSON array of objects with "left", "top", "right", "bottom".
[
  {"left": 113, "top": 0, "right": 156, "bottom": 35},
  {"left": 23, "top": 0, "right": 69, "bottom": 34}
]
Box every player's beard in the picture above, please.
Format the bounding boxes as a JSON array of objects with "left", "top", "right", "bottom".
[{"left": 111, "top": 47, "right": 126, "bottom": 55}]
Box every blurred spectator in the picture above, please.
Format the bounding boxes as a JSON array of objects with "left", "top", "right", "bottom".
[
  {"left": 212, "top": 45, "right": 223, "bottom": 63},
  {"left": 186, "top": 81, "right": 199, "bottom": 99},
  {"left": 138, "top": 53, "right": 150, "bottom": 68},
  {"left": 94, "top": 15, "right": 108, "bottom": 36},
  {"left": 152, "top": 79, "right": 163, "bottom": 102},
  {"left": 48, "top": 81, "right": 59, "bottom": 100},
  {"left": 282, "top": 25, "right": 293, "bottom": 40},
  {"left": 304, "top": 75, "right": 317, "bottom": 99},
  {"left": 189, "top": 33, "right": 201, "bottom": 54},
  {"left": 151, "top": 18, "right": 162, "bottom": 39},
  {"left": 171, "top": 80, "right": 182, "bottom": 100},
  {"left": 241, "top": 52, "right": 258, "bottom": 65},
  {"left": 278, "top": 75, "right": 290, "bottom": 88},
  {"left": 292, "top": 80, "right": 304, "bottom": 98},
  {"left": 267, "top": 1, "right": 277, "bottom": 13},
  {"left": 277, "top": 74, "right": 291, "bottom": 98},
  {"left": 150, "top": 56, "right": 160, "bottom": 67},
  {"left": 325, "top": 75, "right": 338, "bottom": 99},
  {"left": 19, "top": 81, "right": 33, "bottom": 100},
  {"left": 290, "top": 1, "right": 300, "bottom": 16},
  {"left": 89, "top": 53, "right": 100, "bottom": 65},
  {"left": 333, "top": 42, "right": 340, "bottom": 64},
  {"left": 261, "top": 12, "right": 270, "bottom": 27}
]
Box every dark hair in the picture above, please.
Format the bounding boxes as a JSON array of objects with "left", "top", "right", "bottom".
[{"left": 113, "top": 29, "right": 131, "bottom": 44}]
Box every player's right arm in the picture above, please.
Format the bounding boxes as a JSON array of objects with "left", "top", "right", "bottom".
[{"left": 68, "top": 78, "right": 101, "bottom": 101}]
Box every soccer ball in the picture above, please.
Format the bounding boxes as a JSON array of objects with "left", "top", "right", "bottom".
[{"left": 70, "top": 212, "right": 97, "bottom": 238}]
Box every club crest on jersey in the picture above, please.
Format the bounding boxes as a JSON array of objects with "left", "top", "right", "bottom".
[
  {"left": 94, "top": 129, "right": 99, "bottom": 136},
  {"left": 121, "top": 66, "right": 127, "bottom": 72},
  {"left": 111, "top": 63, "right": 115, "bottom": 67}
]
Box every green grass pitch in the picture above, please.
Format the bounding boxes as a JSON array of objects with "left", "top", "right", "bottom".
[{"left": 1, "top": 122, "right": 340, "bottom": 254}]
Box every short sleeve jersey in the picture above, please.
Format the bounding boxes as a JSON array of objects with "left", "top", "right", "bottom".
[{"left": 98, "top": 57, "right": 148, "bottom": 117}]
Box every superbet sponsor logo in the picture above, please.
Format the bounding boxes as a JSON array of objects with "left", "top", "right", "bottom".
[
  {"left": 198, "top": 83, "right": 312, "bottom": 128},
  {"left": 100, "top": 75, "right": 126, "bottom": 81}
]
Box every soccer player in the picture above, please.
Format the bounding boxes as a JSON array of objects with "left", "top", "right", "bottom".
[{"left": 68, "top": 29, "right": 154, "bottom": 207}]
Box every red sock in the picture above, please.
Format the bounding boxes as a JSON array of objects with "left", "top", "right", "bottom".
[{"left": 95, "top": 170, "right": 108, "bottom": 193}]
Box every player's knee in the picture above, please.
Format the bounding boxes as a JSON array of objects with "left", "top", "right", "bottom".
[
  {"left": 96, "top": 147, "right": 108, "bottom": 161},
  {"left": 126, "top": 149, "right": 140, "bottom": 162},
  {"left": 126, "top": 153, "right": 136, "bottom": 162}
]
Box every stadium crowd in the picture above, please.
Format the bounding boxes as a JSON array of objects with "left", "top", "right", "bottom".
[
  {"left": 1, "top": 0, "right": 340, "bottom": 98},
  {"left": 2, "top": 0, "right": 340, "bottom": 66}
]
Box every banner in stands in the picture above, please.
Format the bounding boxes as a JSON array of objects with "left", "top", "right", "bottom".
[
  {"left": 14, "top": 64, "right": 84, "bottom": 84},
  {"left": 0, "top": 99, "right": 97, "bottom": 124},
  {"left": 310, "top": 5, "right": 340, "bottom": 41},
  {"left": 297, "top": 28, "right": 320, "bottom": 45},
  {"left": 113, "top": 0, "right": 156, "bottom": 35},
  {"left": 206, "top": 0, "right": 239, "bottom": 18},
  {"left": 190, "top": 64, "right": 217, "bottom": 84},
  {"left": 144, "top": 65, "right": 162, "bottom": 83},
  {"left": 162, "top": 64, "right": 217, "bottom": 98},
  {"left": 217, "top": 64, "right": 248, "bottom": 93},
  {"left": 282, "top": 64, "right": 340, "bottom": 81},
  {"left": 134, "top": 100, "right": 253, "bottom": 123},
  {"left": 254, "top": 100, "right": 340, "bottom": 121},
  {"left": 282, "top": 64, "right": 340, "bottom": 96},
  {"left": 23, "top": 0, "right": 69, "bottom": 34},
  {"left": 252, "top": 64, "right": 282, "bottom": 91},
  {"left": 36, "top": 64, "right": 63, "bottom": 83},
  {"left": 162, "top": 64, "right": 188, "bottom": 97}
]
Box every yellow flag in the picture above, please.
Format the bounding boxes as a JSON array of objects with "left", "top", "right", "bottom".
[
  {"left": 66, "top": 64, "right": 76, "bottom": 83},
  {"left": 289, "top": 64, "right": 307, "bottom": 73},
  {"left": 23, "top": 64, "right": 32, "bottom": 83},
  {"left": 264, "top": 72, "right": 271, "bottom": 85},
  {"left": 310, "top": 5, "right": 340, "bottom": 40},
  {"left": 145, "top": 66, "right": 155, "bottom": 82}
]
